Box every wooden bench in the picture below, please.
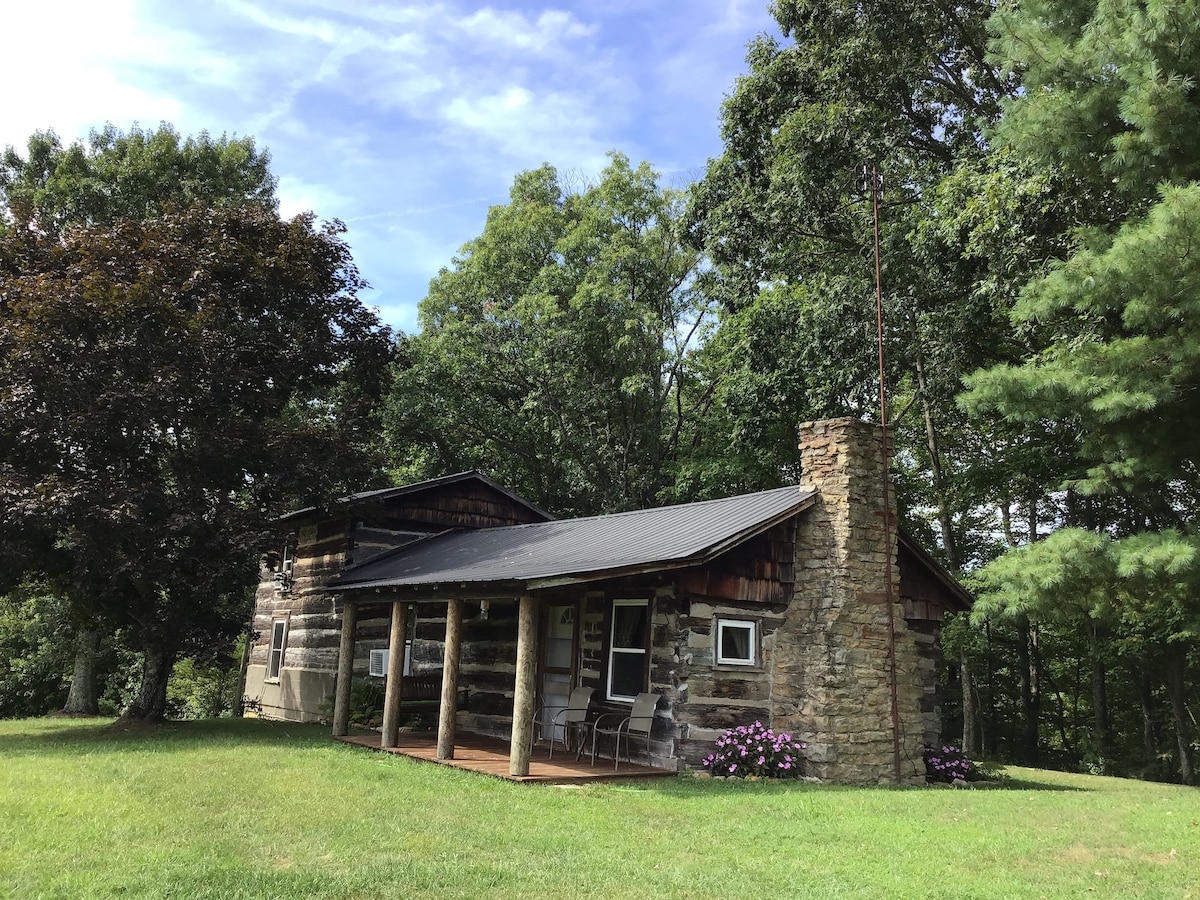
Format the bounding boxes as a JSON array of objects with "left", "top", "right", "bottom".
[
  {"left": 396, "top": 673, "right": 441, "bottom": 712},
  {"left": 393, "top": 672, "right": 469, "bottom": 713}
]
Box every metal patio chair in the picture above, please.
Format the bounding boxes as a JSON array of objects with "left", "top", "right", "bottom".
[
  {"left": 590, "top": 691, "right": 658, "bottom": 770},
  {"left": 532, "top": 686, "right": 594, "bottom": 759}
]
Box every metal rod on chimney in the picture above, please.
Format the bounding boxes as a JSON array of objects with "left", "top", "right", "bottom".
[{"left": 863, "top": 162, "right": 902, "bottom": 785}]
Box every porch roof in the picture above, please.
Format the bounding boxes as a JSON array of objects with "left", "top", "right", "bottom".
[{"left": 327, "top": 484, "right": 816, "bottom": 593}]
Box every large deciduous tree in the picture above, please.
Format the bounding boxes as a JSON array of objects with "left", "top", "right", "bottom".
[
  {"left": 0, "top": 122, "right": 282, "bottom": 715},
  {"left": 0, "top": 123, "right": 276, "bottom": 235},
  {"left": 687, "top": 0, "right": 1028, "bottom": 569},
  {"left": 386, "top": 153, "right": 712, "bottom": 516},
  {"left": 0, "top": 204, "right": 391, "bottom": 720}
]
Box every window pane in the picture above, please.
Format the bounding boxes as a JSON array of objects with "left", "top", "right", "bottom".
[
  {"left": 719, "top": 623, "right": 752, "bottom": 663},
  {"left": 267, "top": 621, "right": 286, "bottom": 679},
  {"left": 612, "top": 603, "right": 647, "bottom": 649},
  {"left": 610, "top": 653, "right": 644, "bottom": 699}
]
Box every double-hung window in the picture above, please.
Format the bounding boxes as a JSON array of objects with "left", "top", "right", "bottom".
[
  {"left": 266, "top": 618, "right": 288, "bottom": 681},
  {"left": 607, "top": 599, "right": 649, "bottom": 701}
]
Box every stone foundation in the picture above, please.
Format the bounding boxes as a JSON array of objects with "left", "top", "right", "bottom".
[{"left": 770, "top": 418, "right": 925, "bottom": 784}]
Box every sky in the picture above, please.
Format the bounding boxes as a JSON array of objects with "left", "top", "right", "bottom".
[{"left": 3, "top": 0, "right": 781, "bottom": 333}]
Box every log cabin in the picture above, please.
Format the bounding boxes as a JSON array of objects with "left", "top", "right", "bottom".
[{"left": 243, "top": 418, "right": 971, "bottom": 784}]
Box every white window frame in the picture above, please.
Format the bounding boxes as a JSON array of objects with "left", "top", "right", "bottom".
[
  {"left": 715, "top": 617, "right": 758, "bottom": 667},
  {"left": 266, "top": 618, "right": 289, "bottom": 682},
  {"left": 606, "top": 599, "right": 650, "bottom": 702}
]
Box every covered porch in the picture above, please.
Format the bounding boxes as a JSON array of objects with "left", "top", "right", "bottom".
[
  {"left": 329, "top": 590, "right": 628, "bottom": 778},
  {"left": 335, "top": 728, "right": 670, "bottom": 784}
]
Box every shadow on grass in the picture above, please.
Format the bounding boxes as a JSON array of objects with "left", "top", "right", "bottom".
[
  {"left": 618, "top": 771, "right": 1087, "bottom": 798},
  {"left": 0, "top": 717, "right": 339, "bottom": 757}
]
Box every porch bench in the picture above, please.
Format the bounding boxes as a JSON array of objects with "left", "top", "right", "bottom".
[{"left": 393, "top": 672, "right": 469, "bottom": 713}]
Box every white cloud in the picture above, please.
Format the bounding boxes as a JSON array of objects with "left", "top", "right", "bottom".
[
  {"left": 0, "top": 0, "right": 184, "bottom": 151},
  {"left": 1, "top": 0, "right": 770, "bottom": 331}
]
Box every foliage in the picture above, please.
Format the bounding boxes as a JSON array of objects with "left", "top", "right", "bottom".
[
  {"left": 687, "top": 0, "right": 1035, "bottom": 571},
  {"left": 3, "top": 718, "right": 1199, "bottom": 899},
  {"left": 0, "top": 123, "right": 276, "bottom": 236},
  {"left": 165, "top": 642, "right": 243, "bottom": 720},
  {"left": 962, "top": 183, "right": 1200, "bottom": 504},
  {"left": 702, "top": 721, "right": 807, "bottom": 778},
  {"left": 386, "top": 153, "right": 713, "bottom": 515},
  {"left": 0, "top": 588, "right": 73, "bottom": 717},
  {"left": 923, "top": 744, "right": 974, "bottom": 783},
  {"left": 348, "top": 678, "right": 386, "bottom": 727},
  {"left": 0, "top": 200, "right": 392, "bottom": 719}
]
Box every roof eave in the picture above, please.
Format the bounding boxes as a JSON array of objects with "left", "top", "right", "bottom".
[{"left": 897, "top": 531, "right": 973, "bottom": 611}]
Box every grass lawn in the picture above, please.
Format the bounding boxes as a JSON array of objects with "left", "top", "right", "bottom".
[{"left": 0, "top": 718, "right": 1196, "bottom": 899}]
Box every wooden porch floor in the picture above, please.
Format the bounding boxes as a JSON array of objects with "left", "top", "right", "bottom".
[{"left": 335, "top": 730, "right": 673, "bottom": 784}]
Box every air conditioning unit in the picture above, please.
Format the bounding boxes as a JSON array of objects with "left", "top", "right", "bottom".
[{"left": 368, "top": 648, "right": 390, "bottom": 678}]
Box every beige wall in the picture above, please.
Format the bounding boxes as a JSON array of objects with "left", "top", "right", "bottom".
[{"left": 244, "top": 664, "right": 336, "bottom": 723}]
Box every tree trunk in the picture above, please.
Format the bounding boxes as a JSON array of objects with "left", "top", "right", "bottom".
[
  {"left": 983, "top": 620, "right": 995, "bottom": 758},
  {"left": 1088, "top": 619, "right": 1111, "bottom": 768},
  {"left": 233, "top": 626, "right": 253, "bottom": 718},
  {"left": 911, "top": 325, "right": 959, "bottom": 571},
  {"left": 960, "top": 648, "right": 978, "bottom": 757},
  {"left": 123, "top": 642, "right": 176, "bottom": 721},
  {"left": 62, "top": 629, "right": 101, "bottom": 715},
  {"left": 1016, "top": 616, "right": 1039, "bottom": 764},
  {"left": 1137, "top": 664, "right": 1159, "bottom": 761},
  {"left": 1164, "top": 646, "right": 1195, "bottom": 786}
]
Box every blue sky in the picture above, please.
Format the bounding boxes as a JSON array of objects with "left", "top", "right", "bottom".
[{"left": 5, "top": 1, "right": 780, "bottom": 333}]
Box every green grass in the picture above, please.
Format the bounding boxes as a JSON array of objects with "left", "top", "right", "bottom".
[{"left": 0, "top": 719, "right": 1196, "bottom": 899}]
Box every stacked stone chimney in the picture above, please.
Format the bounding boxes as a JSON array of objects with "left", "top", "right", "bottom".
[{"left": 770, "top": 418, "right": 925, "bottom": 784}]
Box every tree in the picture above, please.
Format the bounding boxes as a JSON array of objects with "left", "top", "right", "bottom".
[
  {"left": 386, "top": 153, "right": 712, "bottom": 516},
  {"left": 0, "top": 203, "right": 391, "bottom": 720},
  {"left": 687, "top": 0, "right": 1028, "bottom": 570},
  {"left": 0, "top": 123, "right": 275, "bottom": 236},
  {"left": 973, "top": 528, "right": 1200, "bottom": 783},
  {"left": 0, "top": 123, "right": 286, "bottom": 717},
  {"left": 964, "top": 0, "right": 1200, "bottom": 506}
]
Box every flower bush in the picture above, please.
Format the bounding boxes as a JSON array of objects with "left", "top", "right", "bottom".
[
  {"left": 702, "top": 721, "right": 806, "bottom": 778},
  {"left": 924, "top": 744, "right": 974, "bottom": 783}
]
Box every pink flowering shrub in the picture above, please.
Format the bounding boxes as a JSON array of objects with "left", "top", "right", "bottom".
[
  {"left": 702, "top": 721, "right": 807, "bottom": 778},
  {"left": 923, "top": 744, "right": 974, "bottom": 783}
]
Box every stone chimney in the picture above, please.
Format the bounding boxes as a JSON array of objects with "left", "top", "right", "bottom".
[{"left": 769, "top": 418, "right": 925, "bottom": 784}]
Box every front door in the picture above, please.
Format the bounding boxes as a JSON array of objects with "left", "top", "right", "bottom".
[{"left": 539, "top": 603, "right": 577, "bottom": 743}]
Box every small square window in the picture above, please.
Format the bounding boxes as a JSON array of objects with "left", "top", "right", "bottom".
[{"left": 715, "top": 618, "right": 757, "bottom": 667}]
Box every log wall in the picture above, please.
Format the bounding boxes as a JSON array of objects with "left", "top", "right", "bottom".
[{"left": 247, "top": 479, "right": 546, "bottom": 724}]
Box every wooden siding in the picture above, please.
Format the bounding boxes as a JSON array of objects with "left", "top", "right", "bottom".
[
  {"left": 248, "top": 479, "right": 549, "bottom": 723},
  {"left": 898, "top": 543, "right": 960, "bottom": 622},
  {"left": 676, "top": 520, "right": 795, "bottom": 605}
]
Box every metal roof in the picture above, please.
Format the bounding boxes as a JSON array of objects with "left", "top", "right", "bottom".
[
  {"left": 328, "top": 484, "right": 817, "bottom": 593},
  {"left": 277, "top": 471, "right": 553, "bottom": 525}
]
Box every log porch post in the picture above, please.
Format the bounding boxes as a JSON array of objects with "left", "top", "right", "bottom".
[
  {"left": 332, "top": 601, "right": 358, "bottom": 737},
  {"left": 380, "top": 599, "right": 410, "bottom": 749},
  {"left": 436, "top": 598, "right": 463, "bottom": 760},
  {"left": 509, "top": 593, "right": 539, "bottom": 777}
]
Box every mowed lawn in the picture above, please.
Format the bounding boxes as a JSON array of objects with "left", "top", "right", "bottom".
[{"left": 0, "top": 719, "right": 1196, "bottom": 899}]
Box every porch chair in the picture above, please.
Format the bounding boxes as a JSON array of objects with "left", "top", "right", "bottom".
[
  {"left": 590, "top": 691, "right": 659, "bottom": 770},
  {"left": 531, "top": 686, "right": 594, "bottom": 760}
]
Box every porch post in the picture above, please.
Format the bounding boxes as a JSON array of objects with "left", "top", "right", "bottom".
[
  {"left": 436, "top": 597, "right": 463, "bottom": 760},
  {"left": 380, "top": 599, "right": 409, "bottom": 749},
  {"left": 509, "top": 593, "right": 539, "bottom": 777},
  {"left": 332, "top": 601, "right": 358, "bottom": 737}
]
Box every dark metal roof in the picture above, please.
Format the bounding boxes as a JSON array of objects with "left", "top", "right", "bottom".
[
  {"left": 328, "top": 485, "right": 817, "bottom": 594},
  {"left": 277, "top": 471, "right": 553, "bottom": 525}
]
